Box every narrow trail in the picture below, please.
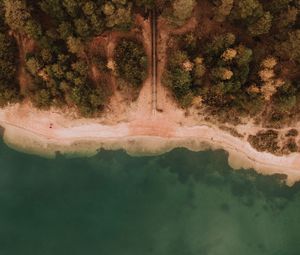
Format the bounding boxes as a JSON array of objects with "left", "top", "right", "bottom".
[{"left": 151, "top": 9, "right": 157, "bottom": 116}]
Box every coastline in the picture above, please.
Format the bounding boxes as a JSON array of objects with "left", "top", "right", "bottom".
[{"left": 0, "top": 104, "right": 299, "bottom": 186}]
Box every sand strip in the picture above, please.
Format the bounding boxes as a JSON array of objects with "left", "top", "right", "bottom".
[{"left": 0, "top": 105, "right": 299, "bottom": 186}]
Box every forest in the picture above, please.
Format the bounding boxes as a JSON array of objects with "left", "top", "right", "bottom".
[
  {"left": 0, "top": 0, "right": 150, "bottom": 115},
  {"left": 0, "top": 0, "right": 299, "bottom": 124},
  {"left": 163, "top": 0, "right": 300, "bottom": 126}
]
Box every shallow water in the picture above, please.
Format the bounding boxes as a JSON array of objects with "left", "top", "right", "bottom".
[{"left": 0, "top": 140, "right": 300, "bottom": 255}]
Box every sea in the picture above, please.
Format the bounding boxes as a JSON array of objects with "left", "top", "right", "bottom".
[{"left": 0, "top": 139, "right": 300, "bottom": 255}]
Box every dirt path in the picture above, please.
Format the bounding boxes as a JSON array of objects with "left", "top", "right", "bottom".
[
  {"left": 14, "top": 34, "right": 35, "bottom": 94},
  {"left": 152, "top": 16, "right": 198, "bottom": 122},
  {"left": 151, "top": 9, "right": 157, "bottom": 115}
]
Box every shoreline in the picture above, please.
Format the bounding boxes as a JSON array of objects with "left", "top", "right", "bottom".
[{"left": 0, "top": 105, "right": 299, "bottom": 186}]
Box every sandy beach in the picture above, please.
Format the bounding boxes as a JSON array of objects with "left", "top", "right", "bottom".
[{"left": 0, "top": 101, "right": 299, "bottom": 186}]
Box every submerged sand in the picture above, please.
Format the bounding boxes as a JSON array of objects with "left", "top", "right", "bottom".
[{"left": 0, "top": 103, "right": 299, "bottom": 186}]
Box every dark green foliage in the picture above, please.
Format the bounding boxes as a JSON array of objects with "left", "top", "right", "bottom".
[
  {"left": 115, "top": 39, "right": 147, "bottom": 88},
  {"left": 39, "top": 0, "right": 132, "bottom": 34},
  {"left": 273, "top": 82, "right": 297, "bottom": 112},
  {"left": 276, "top": 30, "right": 300, "bottom": 63},
  {"left": 0, "top": 0, "right": 299, "bottom": 123},
  {"left": 163, "top": 50, "right": 194, "bottom": 107},
  {"left": 204, "top": 33, "right": 236, "bottom": 61},
  {"left": 164, "top": 0, "right": 196, "bottom": 26},
  {"left": 2, "top": 0, "right": 128, "bottom": 114},
  {"left": 229, "top": 0, "right": 275, "bottom": 37},
  {"left": 134, "top": 0, "right": 155, "bottom": 10},
  {"left": 164, "top": 29, "right": 259, "bottom": 113},
  {"left": 0, "top": 32, "right": 20, "bottom": 106},
  {"left": 179, "top": 32, "right": 197, "bottom": 56},
  {"left": 248, "top": 130, "right": 280, "bottom": 153},
  {"left": 248, "top": 11, "right": 273, "bottom": 36},
  {"left": 4, "top": 0, "right": 43, "bottom": 39},
  {"left": 70, "top": 84, "right": 108, "bottom": 116},
  {"left": 265, "top": 0, "right": 293, "bottom": 14}
]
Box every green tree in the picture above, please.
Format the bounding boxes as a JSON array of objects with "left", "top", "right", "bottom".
[
  {"left": 39, "top": 0, "right": 65, "bottom": 20},
  {"left": 0, "top": 32, "right": 19, "bottom": 106},
  {"left": 171, "top": 0, "right": 196, "bottom": 26},
  {"left": 230, "top": 0, "right": 263, "bottom": 21},
  {"left": 115, "top": 39, "right": 147, "bottom": 87},
  {"left": 276, "top": 30, "right": 300, "bottom": 62},
  {"left": 71, "top": 60, "right": 88, "bottom": 76},
  {"left": 266, "top": 0, "right": 293, "bottom": 14},
  {"left": 248, "top": 12, "right": 273, "bottom": 36},
  {"left": 273, "top": 82, "right": 297, "bottom": 112},
  {"left": 26, "top": 57, "right": 42, "bottom": 75},
  {"left": 213, "top": 0, "right": 234, "bottom": 22},
  {"left": 24, "top": 19, "right": 42, "bottom": 39},
  {"left": 102, "top": 2, "right": 115, "bottom": 16},
  {"left": 4, "top": 0, "right": 30, "bottom": 32},
  {"left": 62, "top": 0, "right": 79, "bottom": 17},
  {"left": 82, "top": 1, "right": 96, "bottom": 16},
  {"left": 205, "top": 33, "right": 236, "bottom": 58},
  {"left": 74, "top": 18, "right": 90, "bottom": 37},
  {"left": 58, "top": 22, "right": 73, "bottom": 39},
  {"left": 106, "top": 5, "right": 132, "bottom": 29},
  {"left": 235, "top": 45, "right": 253, "bottom": 66},
  {"left": 67, "top": 36, "right": 85, "bottom": 55},
  {"left": 134, "top": 0, "right": 155, "bottom": 10},
  {"left": 89, "top": 14, "right": 104, "bottom": 34},
  {"left": 275, "top": 7, "right": 298, "bottom": 31},
  {"left": 32, "top": 88, "right": 52, "bottom": 108}
]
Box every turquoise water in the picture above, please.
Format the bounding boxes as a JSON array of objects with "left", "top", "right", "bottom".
[{"left": 0, "top": 140, "right": 300, "bottom": 255}]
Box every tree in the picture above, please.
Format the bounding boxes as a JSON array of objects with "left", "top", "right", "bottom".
[
  {"left": 102, "top": 2, "right": 115, "bottom": 16},
  {"left": 89, "top": 86, "right": 107, "bottom": 109},
  {"left": 74, "top": 18, "right": 90, "bottom": 37},
  {"left": 58, "top": 22, "right": 73, "bottom": 39},
  {"left": 4, "top": 0, "right": 30, "bottom": 32},
  {"left": 168, "top": 50, "right": 189, "bottom": 68},
  {"left": 26, "top": 57, "right": 42, "bottom": 75},
  {"left": 25, "top": 19, "right": 42, "bottom": 39},
  {"left": 71, "top": 60, "right": 88, "bottom": 76},
  {"left": 115, "top": 39, "right": 147, "bottom": 87},
  {"left": 82, "top": 1, "right": 96, "bottom": 16},
  {"left": 134, "top": 0, "right": 155, "bottom": 10},
  {"left": 212, "top": 67, "right": 233, "bottom": 81},
  {"left": 171, "top": 0, "right": 196, "bottom": 26},
  {"left": 62, "top": 0, "right": 79, "bottom": 17},
  {"left": 213, "top": 0, "right": 234, "bottom": 22},
  {"left": 221, "top": 48, "right": 237, "bottom": 61},
  {"left": 235, "top": 45, "right": 252, "bottom": 66},
  {"left": 89, "top": 14, "right": 104, "bottom": 34},
  {"left": 276, "top": 30, "right": 300, "bottom": 62},
  {"left": 193, "top": 57, "right": 206, "bottom": 79},
  {"left": 67, "top": 36, "right": 85, "bottom": 55},
  {"left": 275, "top": 7, "right": 298, "bottom": 31},
  {"left": 164, "top": 68, "right": 193, "bottom": 106},
  {"left": 248, "top": 11, "right": 273, "bottom": 36},
  {"left": 266, "top": 0, "right": 293, "bottom": 14},
  {"left": 230, "top": 0, "right": 263, "bottom": 21},
  {"left": 41, "top": 49, "right": 53, "bottom": 64},
  {"left": 273, "top": 82, "right": 297, "bottom": 112},
  {"left": 39, "top": 0, "right": 65, "bottom": 20},
  {"left": 106, "top": 5, "right": 132, "bottom": 29},
  {"left": 205, "top": 33, "right": 236, "bottom": 58},
  {"left": 32, "top": 88, "right": 52, "bottom": 108},
  {"left": 0, "top": 32, "right": 19, "bottom": 106},
  {"left": 51, "top": 63, "right": 64, "bottom": 79}
]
